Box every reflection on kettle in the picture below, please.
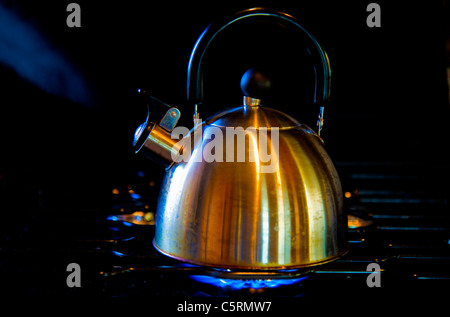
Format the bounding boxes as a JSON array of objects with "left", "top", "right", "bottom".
[
  {"left": 168, "top": 105, "right": 281, "bottom": 174},
  {"left": 133, "top": 8, "right": 347, "bottom": 270}
]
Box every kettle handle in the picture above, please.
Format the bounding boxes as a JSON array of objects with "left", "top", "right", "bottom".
[{"left": 187, "top": 7, "right": 331, "bottom": 133}]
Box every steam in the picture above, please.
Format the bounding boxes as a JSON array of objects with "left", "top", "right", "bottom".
[{"left": 0, "top": 4, "right": 93, "bottom": 106}]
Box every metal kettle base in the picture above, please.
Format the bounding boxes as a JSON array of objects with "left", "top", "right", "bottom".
[{"left": 153, "top": 238, "right": 348, "bottom": 272}]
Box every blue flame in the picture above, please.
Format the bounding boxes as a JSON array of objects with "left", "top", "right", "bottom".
[
  {"left": 112, "top": 250, "right": 126, "bottom": 257},
  {"left": 190, "top": 275, "right": 308, "bottom": 290},
  {"left": 130, "top": 193, "right": 141, "bottom": 200}
]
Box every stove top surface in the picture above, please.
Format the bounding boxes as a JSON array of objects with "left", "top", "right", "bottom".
[{"left": 1, "top": 161, "right": 449, "bottom": 308}]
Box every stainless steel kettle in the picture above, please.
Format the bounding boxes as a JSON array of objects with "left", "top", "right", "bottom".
[{"left": 133, "top": 8, "right": 347, "bottom": 270}]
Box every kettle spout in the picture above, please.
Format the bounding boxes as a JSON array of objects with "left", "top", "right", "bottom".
[{"left": 133, "top": 92, "right": 182, "bottom": 167}]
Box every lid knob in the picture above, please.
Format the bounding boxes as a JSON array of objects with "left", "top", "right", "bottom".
[{"left": 240, "top": 68, "right": 271, "bottom": 103}]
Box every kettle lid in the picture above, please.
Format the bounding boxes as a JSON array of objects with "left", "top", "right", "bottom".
[
  {"left": 206, "top": 105, "right": 302, "bottom": 129},
  {"left": 206, "top": 68, "right": 303, "bottom": 130}
]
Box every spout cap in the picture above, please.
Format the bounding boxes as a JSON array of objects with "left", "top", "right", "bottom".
[{"left": 133, "top": 122, "right": 148, "bottom": 148}]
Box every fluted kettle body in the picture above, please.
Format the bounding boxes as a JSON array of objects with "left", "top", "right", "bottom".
[{"left": 154, "top": 105, "right": 346, "bottom": 269}]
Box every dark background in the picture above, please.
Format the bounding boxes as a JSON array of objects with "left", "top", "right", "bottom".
[
  {"left": 1, "top": 0, "right": 449, "bottom": 212},
  {"left": 0, "top": 0, "right": 449, "bottom": 303}
]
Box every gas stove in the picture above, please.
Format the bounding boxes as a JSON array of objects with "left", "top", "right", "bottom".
[{"left": 1, "top": 161, "right": 449, "bottom": 308}]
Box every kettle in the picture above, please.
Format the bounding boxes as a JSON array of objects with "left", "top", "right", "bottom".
[{"left": 133, "top": 8, "right": 347, "bottom": 270}]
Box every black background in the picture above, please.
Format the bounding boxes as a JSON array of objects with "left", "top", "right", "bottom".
[
  {"left": 0, "top": 0, "right": 449, "bottom": 302},
  {"left": 1, "top": 1, "right": 449, "bottom": 211}
]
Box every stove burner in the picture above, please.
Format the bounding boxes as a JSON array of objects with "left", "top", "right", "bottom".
[
  {"left": 107, "top": 210, "right": 155, "bottom": 226},
  {"left": 189, "top": 267, "right": 311, "bottom": 293},
  {"left": 189, "top": 274, "right": 309, "bottom": 290}
]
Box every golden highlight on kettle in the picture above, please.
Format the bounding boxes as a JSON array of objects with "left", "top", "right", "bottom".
[{"left": 133, "top": 8, "right": 347, "bottom": 270}]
